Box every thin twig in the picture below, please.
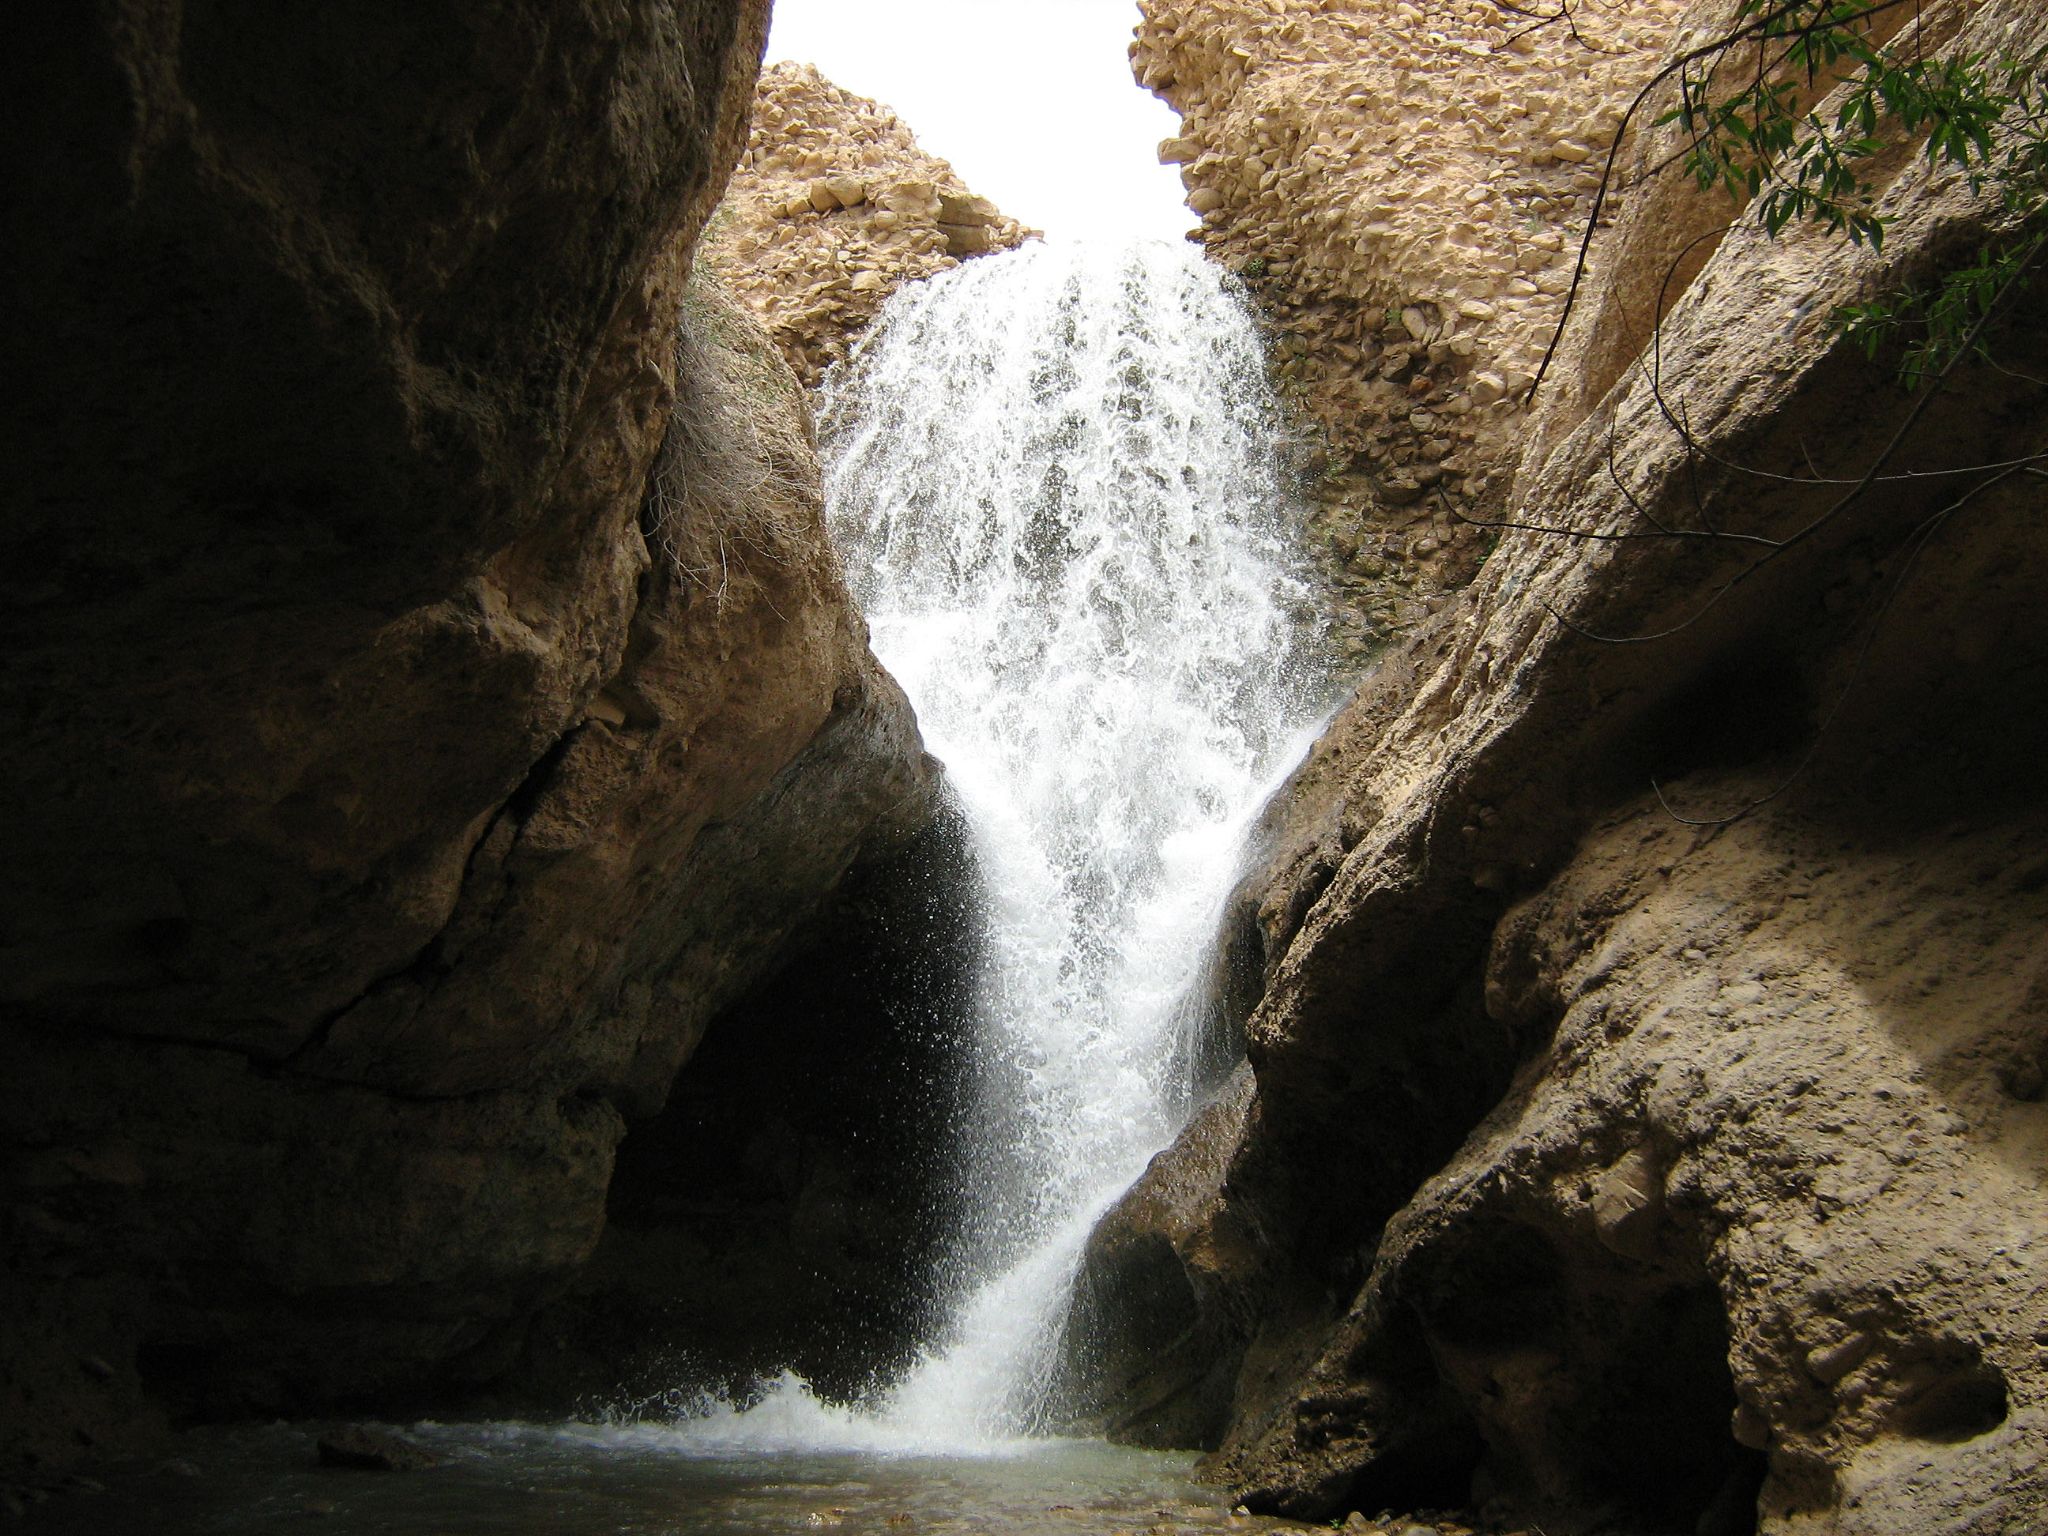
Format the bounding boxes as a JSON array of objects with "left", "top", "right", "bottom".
[
  {"left": 1526, "top": 0, "right": 1927, "bottom": 404},
  {"left": 1546, "top": 240, "right": 2039, "bottom": 645}
]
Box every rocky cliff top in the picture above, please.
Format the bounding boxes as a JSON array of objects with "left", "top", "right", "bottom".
[
  {"left": 701, "top": 62, "right": 1034, "bottom": 387},
  {"left": 1135, "top": 0, "right": 1692, "bottom": 370},
  {"left": 1133, "top": 0, "right": 1693, "bottom": 657}
]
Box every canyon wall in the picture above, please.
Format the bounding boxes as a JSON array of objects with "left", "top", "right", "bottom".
[
  {"left": 699, "top": 62, "right": 1033, "bottom": 388},
  {"left": 1094, "top": 3, "right": 2048, "bottom": 1534},
  {"left": 0, "top": 2, "right": 945, "bottom": 1476}
]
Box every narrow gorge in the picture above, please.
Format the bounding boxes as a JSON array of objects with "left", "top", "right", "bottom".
[{"left": 3, "top": 4, "right": 2043, "bottom": 1536}]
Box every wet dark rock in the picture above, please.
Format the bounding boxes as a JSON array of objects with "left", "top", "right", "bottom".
[
  {"left": 1055, "top": 1067, "right": 1257, "bottom": 1449},
  {"left": 519, "top": 798, "right": 985, "bottom": 1408},
  {"left": 315, "top": 1426, "right": 438, "bottom": 1472}
]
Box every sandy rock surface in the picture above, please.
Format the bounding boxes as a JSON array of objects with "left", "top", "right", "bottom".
[
  {"left": 1133, "top": 0, "right": 1692, "bottom": 661},
  {"left": 701, "top": 62, "right": 1034, "bottom": 388},
  {"left": 1086, "top": 3, "right": 2048, "bottom": 1532}
]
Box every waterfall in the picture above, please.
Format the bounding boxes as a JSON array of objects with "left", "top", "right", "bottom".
[{"left": 814, "top": 240, "right": 1324, "bottom": 1440}]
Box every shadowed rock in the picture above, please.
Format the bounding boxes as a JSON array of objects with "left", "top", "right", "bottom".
[{"left": 0, "top": 0, "right": 948, "bottom": 1478}]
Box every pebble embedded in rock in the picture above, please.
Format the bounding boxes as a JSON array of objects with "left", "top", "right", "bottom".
[{"left": 701, "top": 63, "right": 1032, "bottom": 390}]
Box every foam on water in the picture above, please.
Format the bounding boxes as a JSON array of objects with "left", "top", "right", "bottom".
[{"left": 429, "top": 1376, "right": 1039, "bottom": 1462}]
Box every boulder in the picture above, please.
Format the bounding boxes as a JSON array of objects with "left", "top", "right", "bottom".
[
  {"left": 937, "top": 191, "right": 1000, "bottom": 227},
  {"left": 315, "top": 1427, "right": 439, "bottom": 1472},
  {"left": 824, "top": 176, "right": 869, "bottom": 209},
  {"left": 941, "top": 223, "right": 999, "bottom": 257},
  {"left": 1053, "top": 1067, "right": 1260, "bottom": 1448}
]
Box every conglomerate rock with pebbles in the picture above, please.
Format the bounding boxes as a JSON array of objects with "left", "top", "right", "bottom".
[
  {"left": 1132, "top": 0, "right": 1692, "bottom": 662},
  {"left": 701, "top": 62, "right": 1034, "bottom": 389}
]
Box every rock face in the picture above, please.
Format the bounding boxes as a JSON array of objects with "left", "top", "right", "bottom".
[
  {"left": 521, "top": 800, "right": 984, "bottom": 1410},
  {"left": 1054, "top": 1066, "right": 1262, "bottom": 1449},
  {"left": 0, "top": 2, "right": 945, "bottom": 1477},
  {"left": 1084, "top": 3, "right": 2048, "bottom": 1533},
  {"left": 1133, "top": 0, "right": 1691, "bottom": 661},
  {"left": 700, "top": 62, "right": 1034, "bottom": 388}
]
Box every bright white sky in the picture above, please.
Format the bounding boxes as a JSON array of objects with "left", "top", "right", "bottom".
[{"left": 764, "top": 0, "right": 1193, "bottom": 244}]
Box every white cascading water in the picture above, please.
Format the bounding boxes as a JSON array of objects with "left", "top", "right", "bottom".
[
  {"left": 651, "top": 240, "right": 1321, "bottom": 1457},
  {"left": 811, "top": 240, "right": 1325, "bottom": 1443}
]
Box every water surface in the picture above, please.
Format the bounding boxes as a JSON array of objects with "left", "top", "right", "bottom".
[{"left": 16, "top": 1417, "right": 1223, "bottom": 1536}]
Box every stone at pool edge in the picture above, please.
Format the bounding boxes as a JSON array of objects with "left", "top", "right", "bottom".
[{"left": 315, "top": 1426, "right": 439, "bottom": 1472}]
